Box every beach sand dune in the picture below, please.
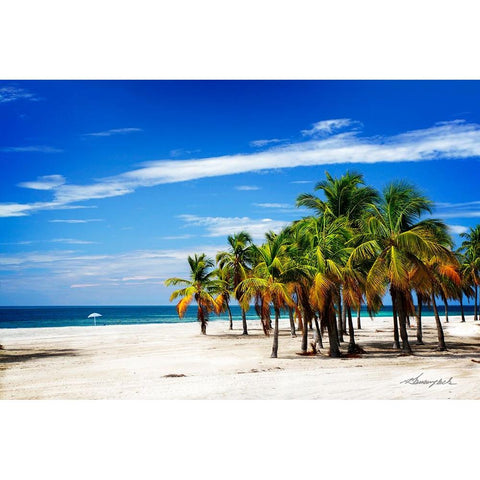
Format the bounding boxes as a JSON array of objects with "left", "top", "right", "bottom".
[{"left": 1, "top": 315, "right": 480, "bottom": 399}]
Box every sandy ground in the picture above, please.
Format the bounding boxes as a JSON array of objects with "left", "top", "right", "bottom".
[{"left": 1, "top": 315, "right": 480, "bottom": 399}]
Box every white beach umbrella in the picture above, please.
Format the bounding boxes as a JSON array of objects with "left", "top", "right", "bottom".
[{"left": 88, "top": 312, "right": 102, "bottom": 326}]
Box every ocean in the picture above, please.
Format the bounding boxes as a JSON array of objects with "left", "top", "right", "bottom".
[{"left": 0, "top": 304, "right": 474, "bottom": 329}]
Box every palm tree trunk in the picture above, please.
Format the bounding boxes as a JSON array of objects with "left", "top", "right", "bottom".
[
  {"left": 460, "top": 295, "right": 466, "bottom": 322},
  {"left": 390, "top": 288, "right": 401, "bottom": 349},
  {"left": 347, "top": 306, "right": 357, "bottom": 353},
  {"left": 288, "top": 307, "right": 296, "bottom": 337},
  {"left": 314, "top": 315, "right": 323, "bottom": 348},
  {"left": 395, "top": 290, "right": 412, "bottom": 354},
  {"left": 271, "top": 307, "right": 280, "bottom": 358},
  {"left": 326, "top": 293, "right": 341, "bottom": 358},
  {"left": 357, "top": 306, "right": 362, "bottom": 330},
  {"left": 342, "top": 299, "right": 347, "bottom": 334},
  {"left": 297, "top": 314, "right": 304, "bottom": 334},
  {"left": 431, "top": 293, "right": 446, "bottom": 351},
  {"left": 198, "top": 302, "right": 207, "bottom": 335},
  {"left": 241, "top": 308, "right": 248, "bottom": 335},
  {"left": 444, "top": 298, "right": 449, "bottom": 323},
  {"left": 226, "top": 303, "right": 233, "bottom": 330},
  {"left": 337, "top": 298, "right": 344, "bottom": 343},
  {"left": 406, "top": 315, "right": 411, "bottom": 328},
  {"left": 475, "top": 284, "right": 478, "bottom": 321},
  {"left": 415, "top": 292, "right": 424, "bottom": 345},
  {"left": 301, "top": 309, "right": 311, "bottom": 352}
]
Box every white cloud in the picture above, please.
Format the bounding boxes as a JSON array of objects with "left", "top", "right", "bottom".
[
  {"left": 249, "top": 138, "right": 287, "bottom": 147},
  {"left": 178, "top": 214, "right": 287, "bottom": 240},
  {"left": 254, "top": 203, "right": 291, "bottom": 208},
  {"left": 301, "top": 118, "right": 355, "bottom": 136},
  {"left": 53, "top": 182, "right": 135, "bottom": 204},
  {"left": 49, "top": 219, "right": 103, "bottom": 224},
  {"left": 0, "top": 246, "right": 223, "bottom": 301},
  {"left": 0, "top": 203, "right": 32, "bottom": 217},
  {"left": 1, "top": 146, "right": 62, "bottom": 153},
  {"left": 235, "top": 185, "right": 260, "bottom": 191},
  {"left": 0, "top": 201, "right": 97, "bottom": 218},
  {"left": 0, "top": 86, "right": 39, "bottom": 103},
  {"left": 161, "top": 234, "right": 193, "bottom": 240},
  {"left": 51, "top": 238, "right": 97, "bottom": 245},
  {"left": 83, "top": 127, "right": 142, "bottom": 137},
  {"left": 18, "top": 175, "right": 66, "bottom": 190},
  {"left": 436, "top": 200, "right": 480, "bottom": 218},
  {"left": 291, "top": 180, "right": 313, "bottom": 184},
  {"left": 121, "top": 275, "right": 162, "bottom": 282},
  {"left": 4, "top": 119, "right": 480, "bottom": 217},
  {"left": 447, "top": 224, "right": 469, "bottom": 234}
]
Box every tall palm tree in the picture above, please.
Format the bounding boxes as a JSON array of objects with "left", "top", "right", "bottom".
[
  {"left": 213, "top": 264, "right": 234, "bottom": 330},
  {"left": 295, "top": 214, "right": 352, "bottom": 358},
  {"left": 165, "top": 253, "right": 218, "bottom": 335},
  {"left": 416, "top": 256, "right": 460, "bottom": 350},
  {"left": 237, "top": 232, "right": 295, "bottom": 358},
  {"left": 282, "top": 223, "right": 316, "bottom": 350},
  {"left": 455, "top": 252, "right": 475, "bottom": 322},
  {"left": 460, "top": 226, "right": 480, "bottom": 320},
  {"left": 217, "top": 232, "right": 254, "bottom": 335},
  {"left": 297, "top": 171, "right": 378, "bottom": 343},
  {"left": 351, "top": 182, "right": 453, "bottom": 354}
]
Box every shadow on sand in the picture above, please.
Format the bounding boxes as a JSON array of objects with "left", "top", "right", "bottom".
[{"left": 0, "top": 348, "right": 78, "bottom": 366}]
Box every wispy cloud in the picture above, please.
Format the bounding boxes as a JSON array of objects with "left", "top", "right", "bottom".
[
  {"left": 447, "top": 224, "right": 469, "bottom": 234},
  {"left": 83, "top": 127, "right": 142, "bottom": 137},
  {"left": 0, "top": 202, "right": 96, "bottom": 217},
  {"left": 161, "top": 234, "right": 193, "bottom": 240},
  {"left": 436, "top": 200, "right": 480, "bottom": 218},
  {"left": 249, "top": 138, "right": 287, "bottom": 147},
  {"left": 70, "top": 283, "right": 100, "bottom": 288},
  {"left": 291, "top": 180, "right": 313, "bottom": 184},
  {"left": 49, "top": 219, "right": 103, "bottom": 224},
  {"left": 0, "top": 246, "right": 223, "bottom": 299},
  {"left": 5, "top": 119, "right": 480, "bottom": 217},
  {"left": 178, "top": 214, "right": 287, "bottom": 240},
  {"left": 235, "top": 185, "right": 260, "bottom": 191},
  {"left": 18, "top": 175, "right": 66, "bottom": 190},
  {"left": 0, "top": 86, "right": 40, "bottom": 103},
  {"left": 1, "top": 146, "right": 62, "bottom": 153},
  {"left": 51, "top": 238, "right": 97, "bottom": 245},
  {"left": 253, "top": 203, "right": 291, "bottom": 209},
  {"left": 301, "top": 118, "right": 356, "bottom": 136}
]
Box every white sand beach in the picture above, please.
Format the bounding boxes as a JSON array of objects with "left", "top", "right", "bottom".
[{"left": 1, "top": 315, "right": 480, "bottom": 400}]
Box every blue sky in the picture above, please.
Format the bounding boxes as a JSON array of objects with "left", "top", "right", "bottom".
[{"left": 1, "top": 80, "right": 480, "bottom": 305}]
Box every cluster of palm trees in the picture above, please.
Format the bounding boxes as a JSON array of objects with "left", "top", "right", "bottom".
[{"left": 165, "top": 172, "right": 480, "bottom": 358}]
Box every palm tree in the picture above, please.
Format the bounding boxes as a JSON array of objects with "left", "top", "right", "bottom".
[
  {"left": 460, "top": 226, "right": 480, "bottom": 320},
  {"left": 237, "top": 232, "right": 295, "bottom": 358},
  {"left": 282, "top": 223, "right": 316, "bottom": 350},
  {"left": 295, "top": 214, "right": 352, "bottom": 358},
  {"left": 455, "top": 252, "right": 475, "bottom": 322},
  {"left": 214, "top": 264, "right": 234, "bottom": 330},
  {"left": 165, "top": 253, "right": 218, "bottom": 335},
  {"left": 418, "top": 256, "right": 460, "bottom": 350},
  {"left": 297, "top": 171, "right": 378, "bottom": 343},
  {"left": 351, "top": 182, "right": 454, "bottom": 354},
  {"left": 217, "top": 232, "right": 254, "bottom": 335}
]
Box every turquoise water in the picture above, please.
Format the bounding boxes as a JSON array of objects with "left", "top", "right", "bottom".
[{"left": 0, "top": 304, "right": 472, "bottom": 329}]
